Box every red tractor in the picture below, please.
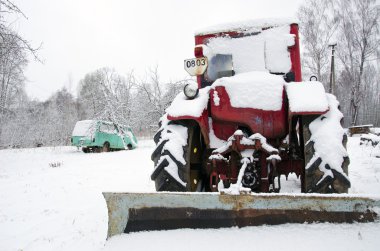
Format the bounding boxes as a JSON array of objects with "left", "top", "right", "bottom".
[
  {"left": 151, "top": 19, "right": 350, "bottom": 194},
  {"left": 103, "top": 19, "right": 380, "bottom": 237}
]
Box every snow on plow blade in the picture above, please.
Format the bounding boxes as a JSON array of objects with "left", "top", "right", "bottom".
[{"left": 103, "top": 192, "right": 380, "bottom": 238}]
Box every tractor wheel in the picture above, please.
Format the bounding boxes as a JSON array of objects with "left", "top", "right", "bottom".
[
  {"left": 151, "top": 121, "right": 201, "bottom": 192},
  {"left": 102, "top": 142, "right": 110, "bottom": 152},
  {"left": 302, "top": 115, "right": 350, "bottom": 193}
]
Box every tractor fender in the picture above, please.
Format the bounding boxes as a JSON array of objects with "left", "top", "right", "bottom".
[
  {"left": 166, "top": 87, "right": 211, "bottom": 145},
  {"left": 285, "top": 81, "right": 329, "bottom": 116},
  {"left": 167, "top": 110, "right": 210, "bottom": 146}
]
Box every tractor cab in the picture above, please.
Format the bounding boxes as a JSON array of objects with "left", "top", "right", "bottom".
[
  {"left": 103, "top": 18, "right": 368, "bottom": 238},
  {"left": 184, "top": 19, "right": 301, "bottom": 88}
]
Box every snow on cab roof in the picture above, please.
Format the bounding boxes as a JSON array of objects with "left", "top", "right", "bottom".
[{"left": 195, "top": 17, "right": 297, "bottom": 36}]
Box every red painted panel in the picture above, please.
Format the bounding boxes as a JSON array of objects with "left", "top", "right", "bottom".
[
  {"left": 262, "top": 110, "right": 273, "bottom": 138},
  {"left": 289, "top": 23, "right": 302, "bottom": 82},
  {"left": 210, "top": 87, "right": 288, "bottom": 140},
  {"left": 212, "top": 120, "right": 237, "bottom": 142}
]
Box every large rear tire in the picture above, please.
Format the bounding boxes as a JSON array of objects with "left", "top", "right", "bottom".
[
  {"left": 151, "top": 121, "right": 202, "bottom": 192},
  {"left": 302, "top": 115, "right": 350, "bottom": 193},
  {"left": 151, "top": 122, "right": 190, "bottom": 191}
]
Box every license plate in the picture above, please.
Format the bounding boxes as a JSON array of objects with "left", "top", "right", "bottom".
[{"left": 184, "top": 57, "right": 208, "bottom": 76}]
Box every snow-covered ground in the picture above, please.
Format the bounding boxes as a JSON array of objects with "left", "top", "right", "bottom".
[{"left": 0, "top": 137, "right": 379, "bottom": 251}]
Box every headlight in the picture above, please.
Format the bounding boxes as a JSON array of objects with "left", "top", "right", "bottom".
[{"left": 183, "top": 83, "right": 199, "bottom": 99}]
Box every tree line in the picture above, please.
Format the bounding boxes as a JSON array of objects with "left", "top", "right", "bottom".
[
  {"left": 0, "top": 0, "right": 379, "bottom": 148},
  {"left": 0, "top": 66, "right": 190, "bottom": 148},
  {"left": 298, "top": 0, "right": 379, "bottom": 126}
]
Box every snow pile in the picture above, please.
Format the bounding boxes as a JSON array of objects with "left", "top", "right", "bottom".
[
  {"left": 285, "top": 81, "right": 329, "bottom": 113},
  {"left": 360, "top": 133, "right": 380, "bottom": 146},
  {"left": 195, "top": 17, "right": 296, "bottom": 35},
  {"left": 204, "top": 25, "right": 294, "bottom": 74},
  {"left": 72, "top": 120, "right": 96, "bottom": 137},
  {"left": 211, "top": 71, "right": 285, "bottom": 111},
  {"left": 370, "top": 127, "right": 380, "bottom": 136},
  {"left": 306, "top": 94, "right": 348, "bottom": 182},
  {"left": 166, "top": 87, "right": 210, "bottom": 118},
  {"left": 347, "top": 137, "right": 380, "bottom": 193}
]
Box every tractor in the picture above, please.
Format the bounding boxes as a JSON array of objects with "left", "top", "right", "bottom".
[
  {"left": 150, "top": 18, "right": 350, "bottom": 194},
  {"left": 103, "top": 19, "right": 379, "bottom": 237}
]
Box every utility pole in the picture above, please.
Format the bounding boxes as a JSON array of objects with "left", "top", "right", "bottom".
[{"left": 329, "top": 43, "right": 337, "bottom": 95}]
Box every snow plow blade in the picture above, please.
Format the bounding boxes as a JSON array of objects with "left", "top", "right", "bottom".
[{"left": 103, "top": 192, "right": 380, "bottom": 238}]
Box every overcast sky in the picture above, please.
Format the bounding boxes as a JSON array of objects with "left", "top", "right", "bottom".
[{"left": 10, "top": 0, "right": 304, "bottom": 100}]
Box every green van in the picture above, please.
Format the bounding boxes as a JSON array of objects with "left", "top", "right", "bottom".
[{"left": 71, "top": 120, "right": 137, "bottom": 153}]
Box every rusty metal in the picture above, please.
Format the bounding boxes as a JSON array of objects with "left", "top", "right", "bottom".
[
  {"left": 207, "top": 132, "right": 281, "bottom": 192},
  {"left": 103, "top": 192, "right": 380, "bottom": 238}
]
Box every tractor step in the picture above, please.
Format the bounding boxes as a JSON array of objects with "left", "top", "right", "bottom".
[{"left": 103, "top": 192, "right": 380, "bottom": 238}]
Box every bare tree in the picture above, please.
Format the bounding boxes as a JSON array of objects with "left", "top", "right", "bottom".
[
  {"left": 97, "top": 68, "right": 135, "bottom": 123},
  {"left": 0, "top": 32, "right": 27, "bottom": 115},
  {"left": 78, "top": 67, "right": 136, "bottom": 124},
  {"left": 0, "top": 1, "right": 40, "bottom": 60},
  {"left": 0, "top": 0, "right": 40, "bottom": 141},
  {"left": 78, "top": 70, "right": 107, "bottom": 119},
  {"left": 336, "top": 0, "right": 379, "bottom": 125},
  {"left": 132, "top": 66, "right": 190, "bottom": 134},
  {"left": 0, "top": 87, "right": 80, "bottom": 148},
  {"left": 298, "top": 0, "right": 380, "bottom": 127},
  {"left": 297, "top": 0, "right": 339, "bottom": 86}
]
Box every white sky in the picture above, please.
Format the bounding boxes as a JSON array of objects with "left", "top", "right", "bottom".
[{"left": 10, "top": 0, "right": 304, "bottom": 101}]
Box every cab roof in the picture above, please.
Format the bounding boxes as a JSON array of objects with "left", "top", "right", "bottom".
[{"left": 195, "top": 17, "right": 297, "bottom": 36}]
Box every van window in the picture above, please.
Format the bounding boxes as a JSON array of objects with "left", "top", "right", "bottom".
[{"left": 100, "top": 123, "right": 116, "bottom": 134}]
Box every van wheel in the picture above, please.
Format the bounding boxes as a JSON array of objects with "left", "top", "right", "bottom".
[
  {"left": 127, "top": 144, "right": 132, "bottom": 150},
  {"left": 82, "top": 147, "right": 89, "bottom": 153},
  {"left": 102, "top": 142, "right": 110, "bottom": 152}
]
